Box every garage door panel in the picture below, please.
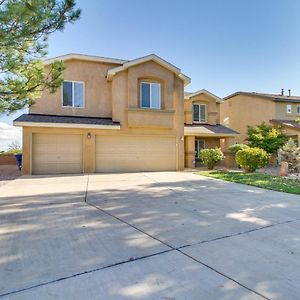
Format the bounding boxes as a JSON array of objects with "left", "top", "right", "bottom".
[
  {"left": 32, "top": 134, "right": 83, "bottom": 174},
  {"left": 96, "top": 136, "right": 176, "bottom": 172}
]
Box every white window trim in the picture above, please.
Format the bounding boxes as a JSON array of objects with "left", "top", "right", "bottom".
[
  {"left": 193, "top": 104, "right": 207, "bottom": 123},
  {"left": 62, "top": 80, "right": 85, "bottom": 108},
  {"left": 140, "top": 81, "right": 161, "bottom": 109},
  {"left": 286, "top": 104, "right": 292, "bottom": 114},
  {"left": 195, "top": 139, "right": 205, "bottom": 158},
  {"left": 297, "top": 105, "right": 300, "bottom": 114}
]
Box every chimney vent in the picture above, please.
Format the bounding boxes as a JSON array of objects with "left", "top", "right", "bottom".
[
  {"left": 288, "top": 89, "right": 291, "bottom": 97},
  {"left": 281, "top": 88, "right": 284, "bottom": 96}
]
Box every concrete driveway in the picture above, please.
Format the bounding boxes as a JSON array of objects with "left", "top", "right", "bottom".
[{"left": 0, "top": 172, "right": 299, "bottom": 300}]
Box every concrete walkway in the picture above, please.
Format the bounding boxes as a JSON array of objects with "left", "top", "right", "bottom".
[{"left": 0, "top": 172, "right": 299, "bottom": 299}]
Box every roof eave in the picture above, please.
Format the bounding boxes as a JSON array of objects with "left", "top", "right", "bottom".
[
  {"left": 184, "top": 89, "right": 223, "bottom": 103},
  {"left": 44, "top": 53, "right": 126, "bottom": 66},
  {"left": 13, "top": 121, "right": 121, "bottom": 130},
  {"left": 107, "top": 54, "right": 191, "bottom": 86}
]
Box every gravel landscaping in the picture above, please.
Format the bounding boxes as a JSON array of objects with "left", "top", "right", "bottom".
[{"left": 0, "top": 164, "right": 21, "bottom": 187}]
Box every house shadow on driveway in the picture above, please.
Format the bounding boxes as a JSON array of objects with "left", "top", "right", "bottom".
[{"left": 0, "top": 172, "right": 299, "bottom": 299}]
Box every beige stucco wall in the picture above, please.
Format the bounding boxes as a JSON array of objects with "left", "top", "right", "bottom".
[
  {"left": 220, "top": 95, "right": 276, "bottom": 143},
  {"left": 275, "top": 102, "right": 300, "bottom": 120},
  {"left": 23, "top": 59, "right": 185, "bottom": 174},
  {"left": 184, "top": 93, "right": 220, "bottom": 125},
  {"left": 22, "top": 126, "right": 184, "bottom": 174},
  {"left": 30, "top": 60, "right": 122, "bottom": 118}
]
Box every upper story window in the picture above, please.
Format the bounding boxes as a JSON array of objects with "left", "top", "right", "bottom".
[
  {"left": 286, "top": 104, "right": 292, "bottom": 114},
  {"left": 140, "top": 82, "right": 161, "bottom": 109},
  {"left": 62, "top": 81, "right": 84, "bottom": 108},
  {"left": 193, "top": 104, "right": 207, "bottom": 123},
  {"left": 297, "top": 105, "right": 300, "bottom": 114}
]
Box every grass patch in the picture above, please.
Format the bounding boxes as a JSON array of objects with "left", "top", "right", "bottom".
[{"left": 197, "top": 170, "right": 300, "bottom": 195}]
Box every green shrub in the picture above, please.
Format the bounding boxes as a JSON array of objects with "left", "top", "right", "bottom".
[
  {"left": 228, "top": 143, "right": 249, "bottom": 156},
  {"left": 246, "top": 122, "right": 287, "bottom": 154},
  {"left": 0, "top": 149, "right": 22, "bottom": 155},
  {"left": 278, "top": 138, "right": 300, "bottom": 173},
  {"left": 235, "top": 147, "right": 269, "bottom": 172},
  {"left": 199, "top": 148, "right": 224, "bottom": 170}
]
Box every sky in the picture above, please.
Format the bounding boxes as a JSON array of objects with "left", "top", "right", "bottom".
[{"left": 1, "top": 0, "right": 300, "bottom": 150}]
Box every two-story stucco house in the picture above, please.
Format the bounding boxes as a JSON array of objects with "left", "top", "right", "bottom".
[
  {"left": 14, "top": 53, "right": 238, "bottom": 174},
  {"left": 221, "top": 90, "right": 300, "bottom": 146},
  {"left": 183, "top": 90, "right": 238, "bottom": 168}
]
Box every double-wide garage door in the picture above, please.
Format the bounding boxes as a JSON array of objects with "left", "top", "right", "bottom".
[
  {"left": 32, "top": 134, "right": 176, "bottom": 174},
  {"left": 32, "top": 134, "right": 83, "bottom": 174},
  {"left": 96, "top": 135, "right": 176, "bottom": 172}
]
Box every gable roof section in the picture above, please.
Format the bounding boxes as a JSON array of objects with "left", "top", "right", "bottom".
[
  {"left": 270, "top": 119, "right": 300, "bottom": 131},
  {"left": 184, "top": 89, "right": 223, "bottom": 103},
  {"left": 44, "top": 53, "right": 127, "bottom": 65},
  {"left": 106, "top": 54, "right": 191, "bottom": 86},
  {"left": 224, "top": 91, "right": 300, "bottom": 102}
]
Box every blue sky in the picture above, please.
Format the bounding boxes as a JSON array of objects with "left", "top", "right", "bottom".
[{"left": 1, "top": 0, "right": 300, "bottom": 149}]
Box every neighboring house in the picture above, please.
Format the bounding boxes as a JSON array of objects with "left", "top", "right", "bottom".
[
  {"left": 221, "top": 90, "right": 300, "bottom": 145},
  {"left": 184, "top": 90, "right": 239, "bottom": 168},
  {"left": 14, "top": 53, "right": 238, "bottom": 174}
]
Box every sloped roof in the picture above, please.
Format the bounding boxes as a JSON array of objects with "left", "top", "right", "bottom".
[
  {"left": 184, "top": 124, "right": 239, "bottom": 136},
  {"left": 184, "top": 89, "right": 223, "bottom": 103},
  {"left": 106, "top": 54, "right": 191, "bottom": 86},
  {"left": 270, "top": 119, "right": 300, "bottom": 130},
  {"left": 14, "top": 114, "right": 120, "bottom": 128},
  {"left": 224, "top": 91, "right": 300, "bottom": 102},
  {"left": 44, "top": 53, "right": 127, "bottom": 65},
  {"left": 44, "top": 53, "right": 191, "bottom": 86}
]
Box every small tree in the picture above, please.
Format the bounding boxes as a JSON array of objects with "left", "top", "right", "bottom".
[
  {"left": 199, "top": 148, "right": 224, "bottom": 170},
  {"left": 236, "top": 147, "right": 269, "bottom": 172},
  {"left": 8, "top": 141, "right": 21, "bottom": 151},
  {"left": 247, "top": 123, "right": 288, "bottom": 154},
  {"left": 278, "top": 139, "right": 300, "bottom": 173}
]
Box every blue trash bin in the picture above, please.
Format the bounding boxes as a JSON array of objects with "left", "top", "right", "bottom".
[{"left": 15, "top": 154, "right": 22, "bottom": 171}]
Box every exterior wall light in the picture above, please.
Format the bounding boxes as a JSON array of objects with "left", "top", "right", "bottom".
[{"left": 87, "top": 132, "right": 92, "bottom": 139}]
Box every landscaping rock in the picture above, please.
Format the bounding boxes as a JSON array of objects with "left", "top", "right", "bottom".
[{"left": 279, "top": 161, "right": 289, "bottom": 176}]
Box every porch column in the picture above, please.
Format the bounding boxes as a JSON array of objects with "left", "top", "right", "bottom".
[
  {"left": 184, "top": 135, "right": 195, "bottom": 168},
  {"left": 223, "top": 137, "right": 235, "bottom": 168}
]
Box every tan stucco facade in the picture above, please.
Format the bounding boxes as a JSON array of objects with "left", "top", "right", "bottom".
[
  {"left": 183, "top": 92, "right": 237, "bottom": 168},
  {"left": 20, "top": 56, "right": 185, "bottom": 174},
  {"left": 220, "top": 93, "right": 300, "bottom": 144},
  {"left": 220, "top": 94, "right": 276, "bottom": 143}
]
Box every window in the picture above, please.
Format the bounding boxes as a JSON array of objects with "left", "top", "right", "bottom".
[
  {"left": 195, "top": 139, "right": 205, "bottom": 158},
  {"left": 62, "top": 81, "right": 84, "bottom": 108},
  {"left": 140, "top": 82, "right": 161, "bottom": 109},
  {"left": 297, "top": 106, "right": 300, "bottom": 114},
  {"left": 287, "top": 104, "right": 292, "bottom": 114},
  {"left": 193, "top": 104, "right": 206, "bottom": 123}
]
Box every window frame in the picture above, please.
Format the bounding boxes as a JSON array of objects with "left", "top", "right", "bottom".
[
  {"left": 297, "top": 105, "right": 300, "bottom": 114},
  {"left": 286, "top": 104, "right": 292, "bottom": 114},
  {"left": 195, "top": 139, "right": 205, "bottom": 158},
  {"left": 61, "top": 80, "right": 85, "bottom": 108},
  {"left": 193, "top": 103, "right": 207, "bottom": 123},
  {"left": 140, "top": 81, "right": 161, "bottom": 109}
]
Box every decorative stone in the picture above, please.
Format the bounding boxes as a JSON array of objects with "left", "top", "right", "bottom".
[{"left": 278, "top": 161, "right": 289, "bottom": 176}]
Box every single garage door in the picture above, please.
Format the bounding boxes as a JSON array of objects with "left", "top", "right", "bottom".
[
  {"left": 32, "top": 133, "right": 83, "bottom": 174},
  {"left": 96, "top": 135, "right": 176, "bottom": 172}
]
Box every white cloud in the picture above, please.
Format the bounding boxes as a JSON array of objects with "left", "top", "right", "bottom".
[{"left": 0, "top": 122, "right": 22, "bottom": 151}]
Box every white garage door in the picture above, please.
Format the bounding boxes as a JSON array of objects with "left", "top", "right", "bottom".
[
  {"left": 32, "top": 133, "right": 83, "bottom": 174},
  {"left": 96, "top": 135, "right": 176, "bottom": 172}
]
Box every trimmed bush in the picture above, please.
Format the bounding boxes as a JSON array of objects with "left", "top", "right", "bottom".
[
  {"left": 236, "top": 147, "right": 269, "bottom": 172},
  {"left": 199, "top": 148, "right": 224, "bottom": 170},
  {"left": 228, "top": 143, "right": 249, "bottom": 156}
]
